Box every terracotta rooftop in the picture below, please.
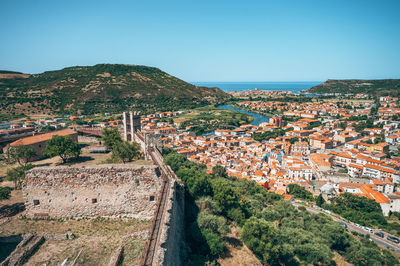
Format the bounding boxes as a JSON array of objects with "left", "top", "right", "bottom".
[{"left": 10, "top": 129, "right": 76, "bottom": 146}]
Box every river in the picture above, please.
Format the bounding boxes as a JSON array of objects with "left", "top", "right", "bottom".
[{"left": 216, "top": 104, "right": 270, "bottom": 126}]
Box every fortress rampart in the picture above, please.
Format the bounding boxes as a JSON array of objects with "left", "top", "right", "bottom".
[{"left": 22, "top": 165, "right": 162, "bottom": 219}]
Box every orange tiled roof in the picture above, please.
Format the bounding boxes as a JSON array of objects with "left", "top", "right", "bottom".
[{"left": 10, "top": 129, "right": 76, "bottom": 146}]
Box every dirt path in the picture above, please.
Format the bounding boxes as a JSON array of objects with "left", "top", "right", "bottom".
[{"left": 218, "top": 226, "right": 262, "bottom": 266}]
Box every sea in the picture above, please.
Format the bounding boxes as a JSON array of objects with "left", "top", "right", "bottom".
[
  {"left": 192, "top": 82, "right": 321, "bottom": 129},
  {"left": 192, "top": 81, "right": 321, "bottom": 94}
]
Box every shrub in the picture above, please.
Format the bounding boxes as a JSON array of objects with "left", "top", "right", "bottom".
[
  {"left": 0, "top": 186, "right": 11, "bottom": 200},
  {"left": 197, "top": 211, "right": 230, "bottom": 235}
]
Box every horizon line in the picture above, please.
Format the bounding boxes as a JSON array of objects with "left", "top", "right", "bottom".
[{"left": 190, "top": 81, "right": 323, "bottom": 83}]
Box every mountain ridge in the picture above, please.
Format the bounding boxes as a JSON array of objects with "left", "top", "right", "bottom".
[
  {"left": 306, "top": 79, "right": 400, "bottom": 96},
  {"left": 0, "top": 64, "right": 228, "bottom": 117}
]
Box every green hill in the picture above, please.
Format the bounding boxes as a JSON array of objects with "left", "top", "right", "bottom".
[
  {"left": 307, "top": 79, "right": 400, "bottom": 96},
  {"left": 0, "top": 64, "right": 228, "bottom": 117}
]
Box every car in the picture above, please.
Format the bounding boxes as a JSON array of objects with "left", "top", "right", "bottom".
[
  {"left": 365, "top": 227, "right": 373, "bottom": 233},
  {"left": 387, "top": 235, "right": 400, "bottom": 244},
  {"left": 374, "top": 232, "right": 384, "bottom": 238},
  {"left": 339, "top": 222, "right": 348, "bottom": 229}
]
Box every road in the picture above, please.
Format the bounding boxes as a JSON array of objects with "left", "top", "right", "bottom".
[{"left": 292, "top": 201, "right": 400, "bottom": 252}]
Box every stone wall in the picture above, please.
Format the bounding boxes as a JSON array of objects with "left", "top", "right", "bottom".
[
  {"left": 153, "top": 180, "right": 186, "bottom": 266},
  {"left": 22, "top": 165, "right": 162, "bottom": 219},
  {"left": 77, "top": 135, "right": 100, "bottom": 144}
]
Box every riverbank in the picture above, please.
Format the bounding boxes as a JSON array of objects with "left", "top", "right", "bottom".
[
  {"left": 229, "top": 103, "right": 277, "bottom": 117},
  {"left": 216, "top": 104, "right": 271, "bottom": 126},
  {"left": 174, "top": 106, "right": 254, "bottom": 135}
]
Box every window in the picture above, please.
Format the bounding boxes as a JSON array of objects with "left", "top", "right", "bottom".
[
  {"left": 149, "top": 196, "right": 155, "bottom": 201},
  {"left": 33, "top": 200, "right": 40, "bottom": 206},
  {"left": 92, "top": 198, "right": 97, "bottom": 203}
]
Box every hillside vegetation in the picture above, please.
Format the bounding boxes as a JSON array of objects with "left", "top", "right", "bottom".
[
  {"left": 162, "top": 148, "right": 398, "bottom": 265},
  {"left": 307, "top": 79, "right": 400, "bottom": 96},
  {"left": 0, "top": 64, "right": 228, "bottom": 117},
  {"left": 0, "top": 70, "right": 29, "bottom": 80}
]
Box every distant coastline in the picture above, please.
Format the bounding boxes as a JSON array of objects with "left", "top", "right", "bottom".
[{"left": 192, "top": 81, "right": 322, "bottom": 93}]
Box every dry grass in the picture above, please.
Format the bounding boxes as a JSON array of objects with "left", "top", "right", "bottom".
[
  {"left": 1, "top": 216, "right": 150, "bottom": 266},
  {"left": 332, "top": 252, "right": 352, "bottom": 266},
  {"left": 218, "top": 227, "right": 262, "bottom": 266}
]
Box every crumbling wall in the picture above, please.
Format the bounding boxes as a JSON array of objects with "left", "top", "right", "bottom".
[
  {"left": 22, "top": 165, "right": 162, "bottom": 219},
  {"left": 0, "top": 234, "right": 44, "bottom": 266}
]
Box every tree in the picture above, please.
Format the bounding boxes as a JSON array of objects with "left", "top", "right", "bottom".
[
  {"left": 316, "top": 194, "right": 325, "bottom": 207},
  {"left": 188, "top": 175, "right": 212, "bottom": 198},
  {"left": 212, "top": 165, "right": 228, "bottom": 179},
  {"left": 287, "top": 184, "right": 314, "bottom": 201},
  {"left": 241, "top": 216, "right": 279, "bottom": 263},
  {"left": 164, "top": 152, "right": 187, "bottom": 172},
  {"left": 5, "top": 145, "right": 36, "bottom": 166},
  {"left": 176, "top": 167, "right": 212, "bottom": 198},
  {"left": 0, "top": 186, "right": 11, "bottom": 200},
  {"left": 40, "top": 125, "right": 57, "bottom": 133},
  {"left": 211, "top": 178, "right": 240, "bottom": 213},
  {"left": 295, "top": 242, "right": 333, "bottom": 264},
  {"left": 161, "top": 146, "right": 174, "bottom": 155},
  {"left": 227, "top": 207, "right": 246, "bottom": 226},
  {"left": 102, "top": 128, "right": 122, "bottom": 150},
  {"left": 197, "top": 211, "right": 230, "bottom": 235},
  {"left": 112, "top": 141, "right": 141, "bottom": 163},
  {"left": 326, "top": 193, "right": 386, "bottom": 227},
  {"left": 6, "top": 164, "right": 34, "bottom": 189},
  {"left": 339, "top": 122, "right": 347, "bottom": 129},
  {"left": 43, "top": 135, "right": 81, "bottom": 163}
]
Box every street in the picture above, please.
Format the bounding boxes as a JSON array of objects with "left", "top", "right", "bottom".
[{"left": 292, "top": 201, "right": 400, "bottom": 252}]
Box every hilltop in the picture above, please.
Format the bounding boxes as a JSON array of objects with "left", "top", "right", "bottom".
[
  {"left": 307, "top": 79, "right": 400, "bottom": 96},
  {"left": 0, "top": 64, "right": 228, "bottom": 117},
  {"left": 0, "top": 70, "right": 29, "bottom": 80}
]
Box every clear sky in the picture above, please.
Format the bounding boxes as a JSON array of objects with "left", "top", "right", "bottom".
[{"left": 0, "top": 0, "right": 399, "bottom": 82}]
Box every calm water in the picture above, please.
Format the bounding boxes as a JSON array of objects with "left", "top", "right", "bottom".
[
  {"left": 193, "top": 81, "right": 321, "bottom": 93},
  {"left": 198, "top": 81, "right": 321, "bottom": 131},
  {"left": 217, "top": 104, "right": 270, "bottom": 126}
]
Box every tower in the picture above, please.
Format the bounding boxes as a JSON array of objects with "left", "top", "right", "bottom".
[{"left": 123, "top": 111, "right": 141, "bottom": 142}]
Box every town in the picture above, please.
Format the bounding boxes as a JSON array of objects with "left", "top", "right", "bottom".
[
  {"left": 1, "top": 94, "right": 400, "bottom": 214},
  {"left": 2, "top": 91, "right": 400, "bottom": 264},
  {"left": 2, "top": 0, "right": 400, "bottom": 264}
]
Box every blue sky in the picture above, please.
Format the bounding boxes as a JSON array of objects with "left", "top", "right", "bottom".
[{"left": 0, "top": 0, "right": 399, "bottom": 82}]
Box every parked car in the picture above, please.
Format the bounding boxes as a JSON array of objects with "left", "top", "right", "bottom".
[
  {"left": 365, "top": 227, "right": 373, "bottom": 233},
  {"left": 374, "top": 232, "right": 384, "bottom": 238},
  {"left": 387, "top": 235, "right": 400, "bottom": 244},
  {"left": 339, "top": 222, "right": 348, "bottom": 229}
]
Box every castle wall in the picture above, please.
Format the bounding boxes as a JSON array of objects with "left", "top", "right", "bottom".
[
  {"left": 153, "top": 180, "right": 186, "bottom": 266},
  {"left": 22, "top": 165, "right": 161, "bottom": 219}
]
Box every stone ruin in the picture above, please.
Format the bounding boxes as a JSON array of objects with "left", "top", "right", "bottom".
[{"left": 22, "top": 165, "right": 162, "bottom": 219}]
